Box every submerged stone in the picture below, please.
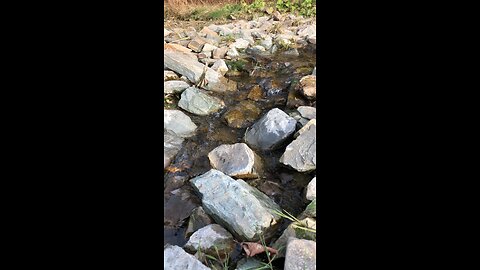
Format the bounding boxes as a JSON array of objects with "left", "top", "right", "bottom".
[
  {"left": 224, "top": 100, "right": 261, "bottom": 129},
  {"left": 190, "top": 169, "right": 282, "bottom": 241},
  {"left": 185, "top": 206, "right": 214, "bottom": 238}
]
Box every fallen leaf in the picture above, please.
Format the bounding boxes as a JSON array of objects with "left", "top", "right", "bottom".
[{"left": 240, "top": 242, "right": 278, "bottom": 257}]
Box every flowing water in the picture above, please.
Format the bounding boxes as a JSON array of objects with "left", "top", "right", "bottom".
[{"left": 164, "top": 46, "right": 316, "bottom": 266}]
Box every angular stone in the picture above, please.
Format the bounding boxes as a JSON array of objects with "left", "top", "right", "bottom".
[
  {"left": 164, "top": 43, "right": 194, "bottom": 54},
  {"left": 211, "top": 59, "right": 228, "bottom": 76},
  {"left": 213, "top": 47, "right": 228, "bottom": 59},
  {"left": 199, "top": 27, "right": 219, "bottom": 39},
  {"left": 299, "top": 75, "right": 316, "bottom": 99},
  {"left": 164, "top": 109, "right": 197, "bottom": 138},
  {"left": 227, "top": 47, "right": 239, "bottom": 58},
  {"left": 164, "top": 50, "right": 236, "bottom": 92},
  {"left": 251, "top": 45, "right": 266, "bottom": 52},
  {"left": 224, "top": 100, "right": 261, "bottom": 129},
  {"left": 178, "top": 87, "right": 225, "bottom": 116},
  {"left": 201, "top": 43, "right": 218, "bottom": 53},
  {"left": 294, "top": 118, "right": 316, "bottom": 138},
  {"left": 298, "top": 25, "right": 316, "bottom": 38},
  {"left": 164, "top": 132, "right": 184, "bottom": 169},
  {"left": 297, "top": 106, "right": 316, "bottom": 120},
  {"left": 272, "top": 218, "right": 317, "bottom": 258},
  {"left": 280, "top": 119, "right": 316, "bottom": 172},
  {"left": 283, "top": 48, "right": 299, "bottom": 56},
  {"left": 245, "top": 108, "right": 297, "bottom": 151},
  {"left": 230, "top": 38, "right": 250, "bottom": 50},
  {"left": 184, "top": 224, "right": 236, "bottom": 258},
  {"left": 306, "top": 177, "right": 316, "bottom": 201},
  {"left": 188, "top": 37, "right": 207, "bottom": 52},
  {"left": 164, "top": 245, "right": 211, "bottom": 270},
  {"left": 164, "top": 70, "right": 179, "bottom": 81},
  {"left": 208, "top": 143, "right": 262, "bottom": 179},
  {"left": 284, "top": 238, "right": 316, "bottom": 270},
  {"left": 185, "top": 206, "right": 214, "bottom": 238},
  {"left": 164, "top": 80, "right": 191, "bottom": 94},
  {"left": 190, "top": 169, "right": 282, "bottom": 241}
]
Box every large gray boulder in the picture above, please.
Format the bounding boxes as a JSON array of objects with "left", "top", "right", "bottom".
[
  {"left": 164, "top": 110, "right": 197, "bottom": 138},
  {"left": 245, "top": 108, "right": 297, "bottom": 151},
  {"left": 284, "top": 238, "right": 316, "bottom": 270},
  {"left": 190, "top": 169, "right": 282, "bottom": 241},
  {"left": 178, "top": 87, "right": 225, "bottom": 116},
  {"left": 184, "top": 224, "right": 235, "bottom": 257},
  {"left": 280, "top": 119, "right": 316, "bottom": 172},
  {"left": 208, "top": 143, "right": 262, "bottom": 179},
  {"left": 164, "top": 245, "right": 211, "bottom": 270}
]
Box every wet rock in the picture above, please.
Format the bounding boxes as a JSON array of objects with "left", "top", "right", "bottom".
[
  {"left": 164, "top": 109, "right": 197, "bottom": 138},
  {"left": 164, "top": 187, "right": 200, "bottom": 226},
  {"left": 164, "top": 245, "right": 211, "bottom": 270},
  {"left": 211, "top": 59, "right": 228, "bottom": 76},
  {"left": 247, "top": 85, "right": 264, "bottom": 101},
  {"left": 164, "top": 132, "right": 184, "bottom": 169},
  {"left": 184, "top": 224, "right": 236, "bottom": 258},
  {"left": 284, "top": 238, "right": 316, "bottom": 270},
  {"left": 164, "top": 80, "right": 191, "bottom": 94},
  {"left": 299, "top": 75, "right": 316, "bottom": 99},
  {"left": 224, "top": 100, "right": 261, "bottom": 129},
  {"left": 297, "top": 106, "right": 316, "bottom": 120},
  {"left": 208, "top": 143, "right": 262, "bottom": 179},
  {"left": 235, "top": 258, "right": 264, "bottom": 270},
  {"left": 199, "top": 27, "right": 219, "bottom": 39},
  {"left": 190, "top": 169, "right": 282, "bottom": 241},
  {"left": 185, "top": 206, "right": 214, "bottom": 238},
  {"left": 306, "top": 177, "right": 316, "bottom": 201},
  {"left": 164, "top": 70, "right": 179, "bottom": 81},
  {"left": 188, "top": 37, "right": 207, "bottom": 52},
  {"left": 178, "top": 87, "right": 225, "bottom": 116},
  {"left": 245, "top": 108, "right": 297, "bottom": 151},
  {"left": 272, "top": 218, "right": 317, "bottom": 258},
  {"left": 280, "top": 119, "right": 316, "bottom": 172},
  {"left": 213, "top": 47, "right": 228, "bottom": 59}
]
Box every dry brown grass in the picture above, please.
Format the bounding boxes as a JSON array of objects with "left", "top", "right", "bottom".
[{"left": 164, "top": 0, "right": 250, "bottom": 18}]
